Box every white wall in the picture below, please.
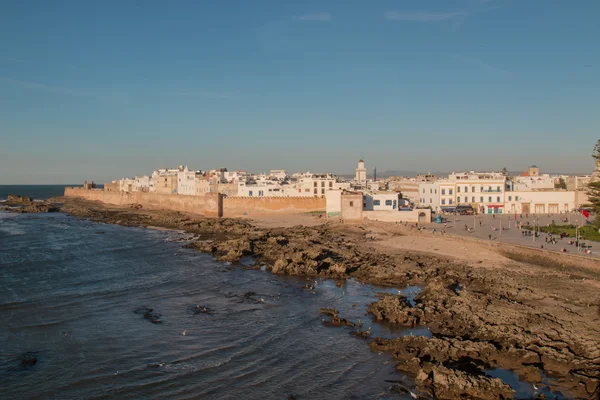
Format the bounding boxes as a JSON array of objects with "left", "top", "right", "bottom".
[
  {"left": 326, "top": 190, "right": 342, "bottom": 216},
  {"left": 504, "top": 191, "right": 576, "bottom": 214}
]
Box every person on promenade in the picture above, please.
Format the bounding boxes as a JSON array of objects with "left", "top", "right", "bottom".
[{"left": 489, "top": 234, "right": 492, "bottom": 240}]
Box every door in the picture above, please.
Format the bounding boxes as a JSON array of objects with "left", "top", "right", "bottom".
[
  {"left": 522, "top": 204, "right": 530, "bottom": 214},
  {"left": 549, "top": 204, "right": 558, "bottom": 213},
  {"left": 535, "top": 204, "right": 545, "bottom": 214},
  {"left": 418, "top": 212, "right": 427, "bottom": 223}
]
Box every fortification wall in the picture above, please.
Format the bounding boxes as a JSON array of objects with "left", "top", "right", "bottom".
[
  {"left": 222, "top": 196, "right": 325, "bottom": 217},
  {"left": 64, "top": 187, "right": 221, "bottom": 217}
]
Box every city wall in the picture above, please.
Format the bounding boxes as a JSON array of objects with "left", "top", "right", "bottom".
[
  {"left": 64, "top": 188, "right": 325, "bottom": 218},
  {"left": 64, "top": 187, "right": 222, "bottom": 217},
  {"left": 367, "top": 220, "right": 600, "bottom": 272},
  {"left": 222, "top": 196, "right": 325, "bottom": 217}
]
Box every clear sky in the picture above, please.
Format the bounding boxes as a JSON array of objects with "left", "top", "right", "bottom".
[{"left": 1, "top": 0, "right": 598, "bottom": 184}]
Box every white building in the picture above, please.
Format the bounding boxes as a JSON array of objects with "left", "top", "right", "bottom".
[
  {"left": 418, "top": 182, "right": 440, "bottom": 210},
  {"left": 269, "top": 170, "right": 288, "bottom": 181},
  {"left": 418, "top": 171, "right": 507, "bottom": 214},
  {"left": 504, "top": 190, "right": 576, "bottom": 214},
  {"left": 224, "top": 170, "right": 250, "bottom": 183},
  {"left": 177, "top": 166, "right": 203, "bottom": 196},
  {"left": 511, "top": 175, "right": 556, "bottom": 191},
  {"left": 364, "top": 192, "right": 401, "bottom": 211},
  {"left": 118, "top": 178, "right": 136, "bottom": 192},
  {"left": 149, "top": 167, "right": 180, "bottom": 193},
  {"left": 135, "top": 175, "right": 151, "bottom": 192}
]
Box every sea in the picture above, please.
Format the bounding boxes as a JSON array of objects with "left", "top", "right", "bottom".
[
  {"left": 0, "top": 210, "right": 431, "bottom": 400},
  {"left": 0, "top": 185, "right": 88, "bottom": 202}
]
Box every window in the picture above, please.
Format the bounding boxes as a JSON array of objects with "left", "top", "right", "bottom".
[
  {"left": 480, "top": 196, "right": 483, "bottom": 202},
  {"left": 488, "top": 186, "right": 492, "bottom": 191},
  {"left": 488, "top": 196, "right": 492, "bottom": 202},
  {"left": 472, "top": 197, "right": 475, "bottom": 202},
  {"left": 298, "top": 189, "right": 302, "bottom": 193},
  {"left": 423, "top": 188, "right": 425, "bottom": 193},
  {"left": 449, "top": 199, "right": 453, "bottom": 205},
  {"left": 442, "top": 189, "right": 446, "bottom": 195},
  {"left": 314, "top": 182, "right": 317, "bottom": 187},
  {"left": 430, "top": 198, "right": 432, "bottom": 204},
  {"left": 508, "top": 196, "right": 512, "bottom": 201},
  {"left": 259, "top": 190, "right": 264, "bottom": 197},
  {"left": 435, "top": 189, "right": 437, "bottom": 194},
  {"left": 305, "top": 189, "right": 310, "bottom": 192},
  {"left": 321, "top": 189, "right": 325, "bottom": 194},
  {"left": 465, "top": 186, "right": 468, "bottom": 193},
  {"left": 393, "top": 200, "right": 397, "bottom": 209},
  {"left": 442, "top": 199, "right": 446, "bottom": 205},
  {"left": 497, "top": 196, "right": 500, "bottom": 202},
  {"left": 349, "top": 201, "right": 354, "bottom": 207},
  {"left": 373, "top": 200, "right": 381, "bottom": 205},
  {"left": 321, "top": 182, "right": 325, "bottom": 187},
  {"left": 457, "top": 196, "right": 461, "bottom": 203},
  {"left": 449, "top": 189, "right": 453, "bottom": 195},
  {"left": 429, "top": 188, "right": 432, "bottom": 193},
  {"left": 314, "top": 189, "right": 317, "bottom": 194},
  {"left": 497, "top": 186, "right": 500, "bottom": 192},
  {"left": 329, "top": 182, "right": 333, "bottom": 188},
  {"left": 516, "top": 196, "right": 519, "bottom": 201},
  {"left": 472, "top": 186, "right": 475, "bottom": 192},
  {"left": 385, "top": 200, "right": 393, "bottom": 206},
  {"left": 249, "top": 191, "right": 253, "bottom": 197},
  {"left": 457, "top": 186, "right": 461, "bottom": 193}
]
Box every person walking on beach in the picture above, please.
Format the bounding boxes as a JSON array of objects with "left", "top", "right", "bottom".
[{"left": 489, "top": 234, "right": 492, "bottom": 240}]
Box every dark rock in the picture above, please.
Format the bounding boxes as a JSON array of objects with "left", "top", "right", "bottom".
[
  {"left": 134, "top": 307, "right": 162, "bottom": 324},
  {"left": 20, "top": 353, "right": 37, "bottom": 368},
  {"left": 7, "top": 195, "right": 33, "bottom": 204}
]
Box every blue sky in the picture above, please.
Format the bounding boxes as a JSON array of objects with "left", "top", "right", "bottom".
[{"left": 1, "top": 0, "right": 598, "bottom": 184}]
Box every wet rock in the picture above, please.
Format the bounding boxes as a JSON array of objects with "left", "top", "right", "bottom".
[
  {"left": 319, "top": 308, "right": 338, "bottom": 317},
  {"left": 20, "top": 353, "right": 37, "bottom": 368},
  {"left": 368, "top": 293, "right": 423, "bottom": 327},
  {"left": 515, "top": 365, "right": 542, "bottom": 383},
  {"left": 192, "top": 305, "right": 214, "bottom": 315},
  {"left": 350, "top": 329, "right": 371, "bottom": 339},
  {"left": 7, "top": 195, "right": 33, "bottom": 204},
  {"left": 134, "top": 307, "right": 162, "bottom": 324},
  {"left": 429, "top": 366, "right": 515, "bottom": 400},
  {"left": 322, "top": 316, "right": 355, "bottom": 327}
]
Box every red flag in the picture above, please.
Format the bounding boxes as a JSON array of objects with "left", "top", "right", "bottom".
[{"left": 581, "top": 209, "right": 590, "bottom": 218}]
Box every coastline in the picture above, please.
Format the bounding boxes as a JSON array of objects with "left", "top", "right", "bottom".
[{"left": 35, "top": 197, "right": 600, "bottom": 398}]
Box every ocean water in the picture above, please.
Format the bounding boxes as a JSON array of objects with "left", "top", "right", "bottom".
[
  {"left": 0, "top": 211, "right": 421, "bottom": 400},
  {"left": 0, "top": 185, "right": 97, "bottom": 201}
]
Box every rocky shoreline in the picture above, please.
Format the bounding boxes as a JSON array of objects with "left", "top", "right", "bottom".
[{"left": 10, "top": 196, "right": 600, "bottom": 399}]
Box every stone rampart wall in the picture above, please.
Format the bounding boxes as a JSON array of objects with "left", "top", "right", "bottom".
[
  {"left": 222, "top": 196, "right": 325, "bottom": 217},
  {"left": 64, "top": 187, "right": 221, "bottom": 217}
]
